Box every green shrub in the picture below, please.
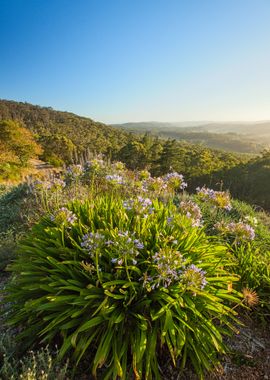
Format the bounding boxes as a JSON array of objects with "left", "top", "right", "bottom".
[{"left": 4, "top": 196, "right": 241, "bottom": 379}]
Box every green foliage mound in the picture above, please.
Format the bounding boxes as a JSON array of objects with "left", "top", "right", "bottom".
[
  {"left": 0, "top": 120, "right": 42, "bottom": 179},
  {"left": 5, "top": 195, "right": 241, "bottom": 379}
]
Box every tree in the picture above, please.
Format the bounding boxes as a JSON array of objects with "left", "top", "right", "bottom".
[{"left": 0, "top": 119, "right": 42, "bottom": 167}]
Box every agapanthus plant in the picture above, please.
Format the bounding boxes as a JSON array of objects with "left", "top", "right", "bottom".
[
  {"left": 196, "top": 187, "right": 232, "bottom": 211},
  {"left": 5, "top": 196, "right": 241, "bottom": 380},
  {"left": 215, "top": 221, "right": 255, "bottom": 242},
  {"left": 179, "top": 200, "right": 203, "bottom": 227}
]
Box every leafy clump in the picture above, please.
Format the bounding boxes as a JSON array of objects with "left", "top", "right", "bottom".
[{"left": 5, "top": 196, "right": 241, "bottom": 379}]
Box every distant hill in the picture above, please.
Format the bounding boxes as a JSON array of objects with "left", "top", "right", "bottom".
[
  {"left": 0, "top": 99, "right": 247, "bottom": 179},
  {"left": 0, "top": 99, "right": 133, "bottom": 165},
  {"left": 113, "top": 121, "right": 269, "bottom": 153}
]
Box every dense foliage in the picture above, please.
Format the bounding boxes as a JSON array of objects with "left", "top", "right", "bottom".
[
  {"left": 190, "top": 150, "right": 270, "bottom": 211},
  {"left": 2, "top": 158, "right": 270, "bottom": 379},
  {"left": 0, "top": 99, "right": 245, "bottom": 178},
  {"left": 0, "top": 120, "right": 42, "bottom": 179},
  {"left": 0, "top": 99, "right": 133, "bottom": 165}
]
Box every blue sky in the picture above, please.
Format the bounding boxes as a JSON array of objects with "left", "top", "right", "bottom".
[{"left": 1, "top": 0, "right": 270, "bottom": 123}]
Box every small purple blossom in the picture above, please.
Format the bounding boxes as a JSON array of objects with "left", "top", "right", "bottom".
[
  {"left": 167, "top": 217, "right": 174, "bottom": 225},
  {"left": 105, "top": 174, "right": 125, "bottom": 185},
  {"left": 81, "top": 232, "right": 105, "bottom": 256},
  {"left": 196, "top": 187, "right": 232, "bottom": 211},
  {"left": 133, "top": 239, "right": 144, "bottom": 249}
]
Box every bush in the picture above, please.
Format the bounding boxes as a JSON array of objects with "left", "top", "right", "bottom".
[
  {"left": 4, "top": 196, "right": 241, "bottom": 379},
  {"left": 191, "top": 194, "right": 270, "bottom": 315}
]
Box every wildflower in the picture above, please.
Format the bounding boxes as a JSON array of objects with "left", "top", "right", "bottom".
[
  {"left": 152, "top": 249, "right": 183, "bottom": 288},
  {"left": 66, "top": 164, "right": 84, "bottom": 178},
  {"left": 112, "top": 161, "right": 125, "bottom": 171},
  {"left": 179, "top": 200, "right": 202, "bottom": 227},
  {"left": 215, "top": 221, "right": 255, "bottom": 241},
  {"left": 167, "top": 217, "right": 174, "bottom": 225},
  {"left": 50, "top": 207, "right": 77, "bottom": 226},
  {"left": 33, "top": 180, "right": 53, "bottom": 191},
  {"left": 196, "top": 187, "right": 232, "bottom": 211},
  {"left": 163, "top": 172, "right": 187, "bottom": 190},
  {"left": 109, "top": 231, "right": 144, "bottom": 266},
  {"left": 140, "top": 272, "right": 154, "bottom": 292},
  {"left": 183, "top": 264, "right": 207, "bottom": 289},
  {"left": 242, "top": 287, "right": 259, "bottom": 307},
  {"left": 123, "top": 199, "right": 134, "bottom": 211},
  {"left": 105, "top": 174, "right": 125, "bottom": 185},
  {"left": 84, "top": 158, "right": 105, "bottom": 173},
  {"left": 138, "top": 170, "right": 151, "bottom": 180},
  {"left": 81, "top": 232, "right": 105, "bottom": 256},
  {"left": 133, "top": 239, "right": 144, "bottom": 249},
  {"left": 142, "top": 177, "right": 167, "bottom": 194},
  {"left": 123, "top": 197, "right": 154, "bottom": 216}
]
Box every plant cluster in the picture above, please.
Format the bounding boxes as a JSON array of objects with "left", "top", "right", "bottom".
[
  {"left": 4, "top": 194, "right": 241, "bottom": 379},
  {"left": 1, "top": 159, "right": 270, "bottom": 379}
]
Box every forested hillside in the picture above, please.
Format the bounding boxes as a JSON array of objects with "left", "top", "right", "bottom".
[
  {"left": 0, "top": 99, "right": 245, "bottom": 177},
  {"left": 0, "top": 99, "right": 134, "bottom": 166},
  {"left": 1, "top": 99, "right": 270, "bottom": 210}
]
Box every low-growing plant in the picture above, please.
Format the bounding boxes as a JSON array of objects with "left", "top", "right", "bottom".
[
  {"left": 4, "top": 195, "right": 241, "bottom": 379},
  {"left": 0, "top": 336, "right": 69, "bottom": 380}
]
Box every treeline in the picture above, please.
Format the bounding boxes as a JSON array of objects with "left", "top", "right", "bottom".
[
  {"left": 1, "top": 99, "right": 270, "bottom": 210},
  {"left": 190, "top": 150, "right": 270, "bottom": 210},
  {"left": 0, "top": 100, "right": 245, "bottom": 178}
]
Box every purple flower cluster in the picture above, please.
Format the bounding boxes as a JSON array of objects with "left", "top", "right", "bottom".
[
  {"left": 66, "top": 164, "right": 84, "bottom": 178},
  {"left": 196, "top": 187, "right": 232, "bottom": 211},
  {"left": 51, "top": 178, "right": 66, "bottom": 189},
  {"left": 215, "top": 221, "right": 255, "bottom": 241},
  {"left": 179, "top": 200, "right": 202, "bottom": 227},
  {"left": 163, "top": 172, "right": 188, "bottom": 190},
  {"left": 105, "top": 174, "right": 125, "bottom": 185},
  {"left": 32, "top": 177, "right": 66, "bottom": 192},
  {"left": 109, "top": 231, "right": 144, "bottom": 266},
  {"left": 183, "top": 264, "right": 207, "bottom": 289},
  {"left": 51, "top": 207, "right": 77, "bottom": 225},
  {"left": 81, "top": 232, "right": 105, "bottom": 257},
  {"left": 142, "top": 177, "right": 168, "bottom": 194},
  {"left": 123, "top": 196, "right": 154, "bottom": 216},
  {"left": 150, "top": 249, "right": 183, "bottom": 288}
]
